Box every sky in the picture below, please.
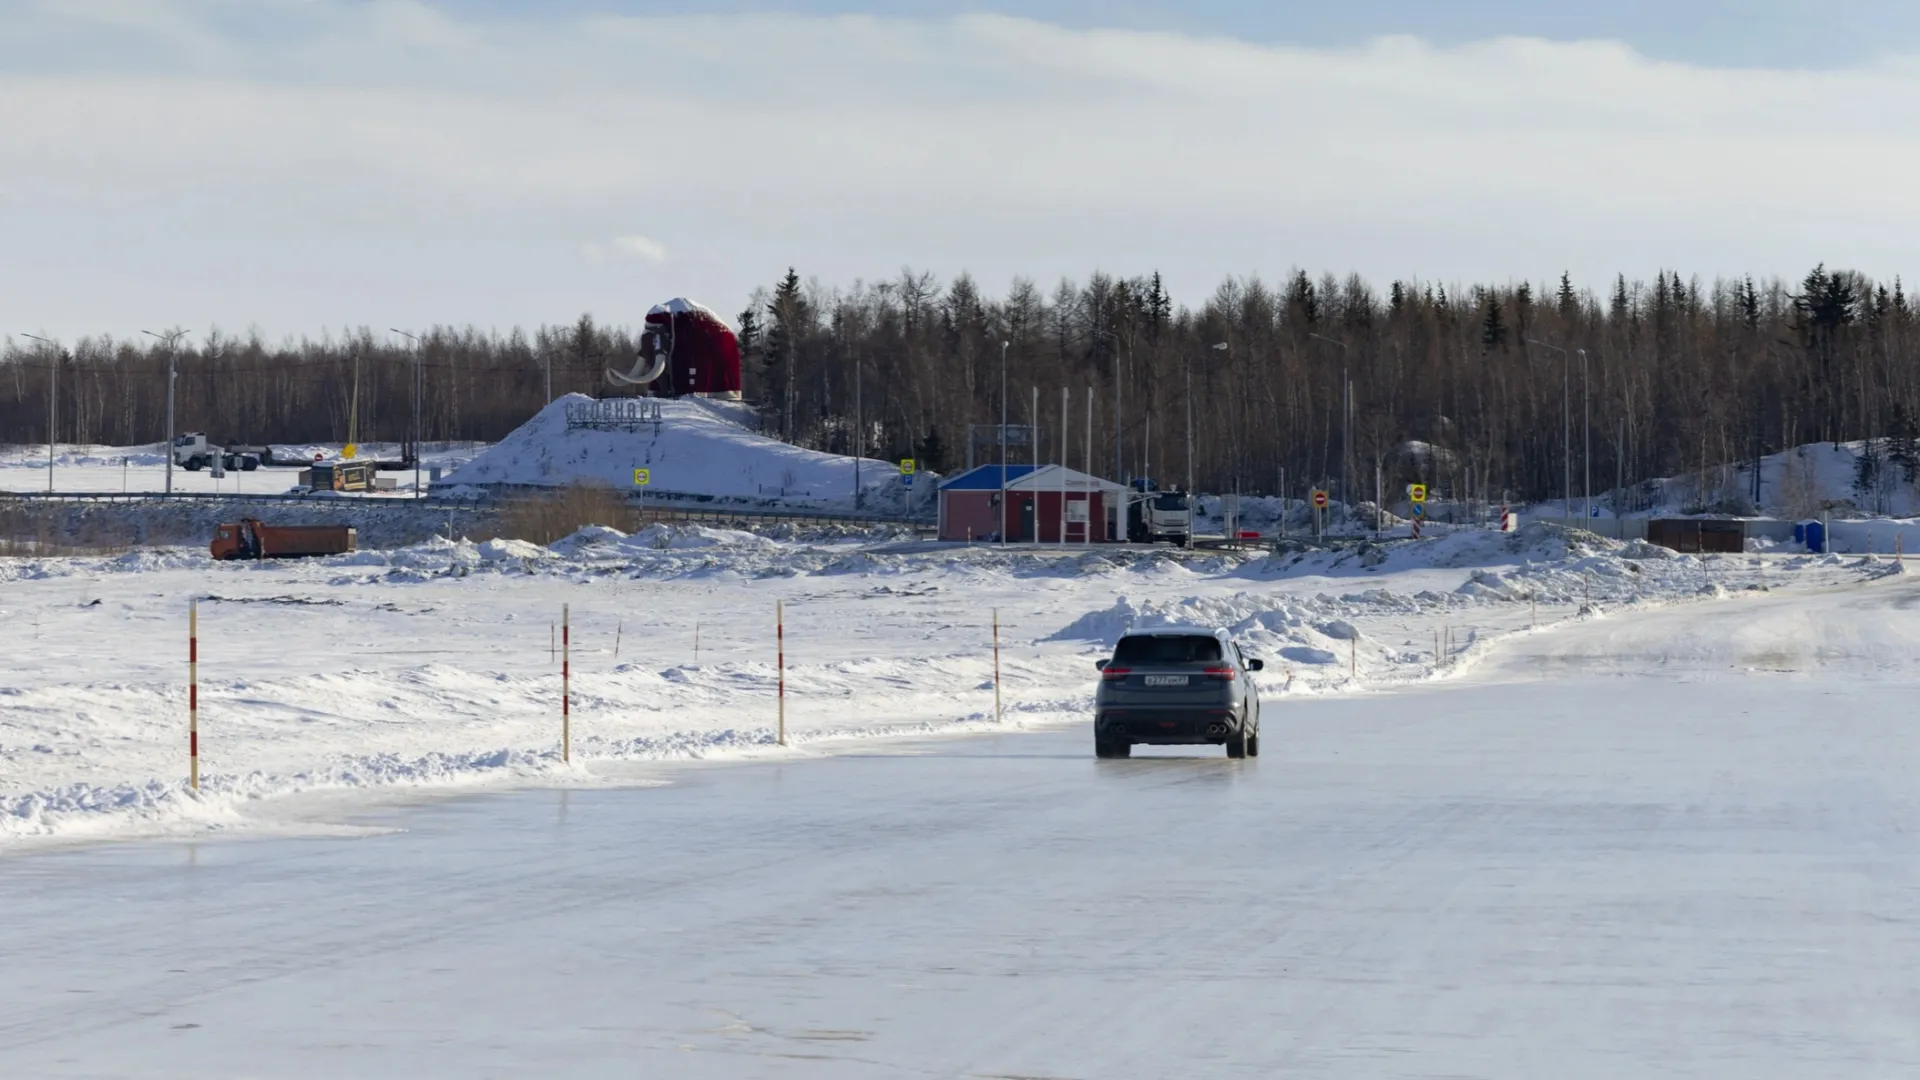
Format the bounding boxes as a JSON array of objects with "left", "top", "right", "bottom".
[{"left": 6, "top": 0, "right": 1920, "bottom": 341}]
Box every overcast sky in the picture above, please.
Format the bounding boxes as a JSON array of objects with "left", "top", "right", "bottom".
[{"left": 6, "top": 0, "right": 1920, "bottom": 340}]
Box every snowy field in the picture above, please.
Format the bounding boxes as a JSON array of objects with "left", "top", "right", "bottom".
[
  {"left": 3, "top": 530, "right": 1919, "bottom": 1075},
  {"left": 3, "top": 523, "right": 1883, "bottom": 847},
  {"left": 0, "top": 441, "right": 484, "bottom": 496}
]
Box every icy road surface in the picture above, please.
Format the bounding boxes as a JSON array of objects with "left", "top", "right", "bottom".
[{"left": 6, "top": 578, "right": 1920, "bottom": 1077}]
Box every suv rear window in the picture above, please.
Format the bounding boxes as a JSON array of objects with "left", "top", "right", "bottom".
[{"left": 1113, "top": 634, "right": 1222, "bottom": 665}]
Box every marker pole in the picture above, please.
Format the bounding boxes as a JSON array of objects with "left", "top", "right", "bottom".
[
  {"left": 777, "top": 601, "right": 786, "bottom": 746},
  {"left": 561, "top": 604, "right": 571, "bottom": 763},
  {"left": 189, "top": 599, "right": 199, "bottom": 792},
  {"left": 993, "top": 609, "right": 1002, "bottom": 724}
]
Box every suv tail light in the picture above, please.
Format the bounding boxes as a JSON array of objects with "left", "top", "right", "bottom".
[
  {"left": 1101, "top": 666, "right": 1132, "bottom": 682},
  {"left": 1202, "top": 666, "right": 1237, "bottom": 681}
]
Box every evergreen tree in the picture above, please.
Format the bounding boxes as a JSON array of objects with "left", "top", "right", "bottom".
[{"left": 1480, "top": 296, "right": 1507, "bottom": 350}]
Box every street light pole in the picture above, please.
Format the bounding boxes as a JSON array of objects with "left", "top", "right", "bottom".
[
  {"left": 23, "top": 334, "right": 56, "bottom": 493},
  {"left": 1580, "top": 348, "right": 1591, "bottom": 521},
  {"left": 1308, "top": 333, "right": 1352, "bottom": 508},
  {"left": 392, "top": 328, "right": 424, "bottom": 497},
  {"left": 144, "top": 329, "right": 191, "bottom": 496},
  {"left": 1000, "top": 340, "right": 1009, "bottom": 545},
  {"left": 1529, "top": 339, "right": 1573, "bottom": 518}
]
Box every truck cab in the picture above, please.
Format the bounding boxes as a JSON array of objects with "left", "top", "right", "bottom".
[
  {"left": 174, "top": 433, "right": 261, "bottom": 472},
  {"left": 1126, "top": 480, "right": 1193, "bottom": 547}
]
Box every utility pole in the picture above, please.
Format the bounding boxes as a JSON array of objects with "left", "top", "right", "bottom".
[
  {"left": 144, "top": 329, "right": 191, "bottom": 496},
  {"left": 1529, "top": 339, "right": 1573, "bottom": 519},
  {"left": 23, "top": 334, "right": 57, "bottom": 493},
  {"left": 393, "top": 329, "right": 424, "bottom": 496}
]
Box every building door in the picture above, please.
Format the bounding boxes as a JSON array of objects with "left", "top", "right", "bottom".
[{"left": 1018, "top": 496, "right": 1036, "bottom": 542}]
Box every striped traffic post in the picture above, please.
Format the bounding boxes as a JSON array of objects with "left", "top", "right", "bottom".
[
  {"left": 562, "top": 604, "right": 571, "bottom": 763},
  {"left": 188, "top": 599, "right": 199, "bottom": 791}
]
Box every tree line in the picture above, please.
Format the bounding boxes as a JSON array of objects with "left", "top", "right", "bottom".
[{"left": 5, "top": 264, "right": 1916, "bottom": 509}]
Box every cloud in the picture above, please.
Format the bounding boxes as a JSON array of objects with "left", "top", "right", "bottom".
[
  {"left": 583, "top": 235, "right": 670, "bottom": 264},
  {"left": 4, "top": 1, "right": 1920, "bottom": 336}
]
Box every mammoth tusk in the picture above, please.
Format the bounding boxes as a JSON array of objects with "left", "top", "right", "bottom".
[{"left": 606, "top": 351, "right": 667, "bottom": 387}]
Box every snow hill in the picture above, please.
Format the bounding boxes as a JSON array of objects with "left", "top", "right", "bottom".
[
  {"left": 1634, "top": 439, "right": 1920, "bottom": 519},
  {"left": 433, "top": 394, "right": 928, "bottom": 514}
]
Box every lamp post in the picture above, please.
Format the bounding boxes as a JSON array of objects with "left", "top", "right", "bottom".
[
  {"left": 1580, "top": 348, "right": 1591, "bottom": 521},
  {"left": 143, "top": 329, "right": 191, "bottom": 496},
  {"left": 1186, "top": 342, "right": 1228, "bottom": 545},
  {"left": 392, "top": 328, "right": 424, "bottom": 497},
  {"left": 1529, "top": 339, "right": 1573, "bottom": 519},
  {"left": 23, "top": 334, "right": 57, "bottom": 493},
  {"left": 1308, "top": 333, "right": 1352, "bottom": 508},
  {"left": 1097, "top": 326, "right": 1134, "bottom": 484},
  {"left": 1000, "top": 340, "right": 1010, "bottom": 544}
]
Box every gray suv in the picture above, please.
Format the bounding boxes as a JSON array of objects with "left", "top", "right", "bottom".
[{"left": 1093, "top": 626, "right": 1263, "bottom": 759}]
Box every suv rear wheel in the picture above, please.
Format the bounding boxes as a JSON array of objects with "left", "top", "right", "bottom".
[
  {"left": 1247, "top": 729, "right": 1260, "bottom": 757},
  {"left": 1226, "top": 728, "right": 1247, "bottom": 759},
  {"left": 1095, "top": 738, "right": 1131, "bottom": 759}
]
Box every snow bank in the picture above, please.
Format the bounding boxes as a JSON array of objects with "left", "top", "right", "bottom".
[{"left": 433, "top": 393, "right": 929, "bottom": 513}]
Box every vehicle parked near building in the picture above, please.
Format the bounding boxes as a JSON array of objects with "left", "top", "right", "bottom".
[
  {"left": 1092, "top": 626, "right": 1262, "bottom": 759},
  {"left": 1125, "top": 479, "right": 1193, "bottom": 546}
]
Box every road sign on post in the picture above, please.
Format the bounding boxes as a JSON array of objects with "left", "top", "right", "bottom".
[
  {"left": 632, "top": 468, "right": 651, "bottom": 487},
  {"left": 1312, "top": 489, "right": 1328, "bottom": 509},
  {"left": 901, "top": 459, "right": 916, "bottom": 487},
  {"left": 1408, "top": 483, "right": 1427, "bottom": 504}
]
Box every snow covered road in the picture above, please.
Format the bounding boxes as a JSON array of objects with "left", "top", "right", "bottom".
[{"left": 6, "top": 575, "right": 1920, "bottom": 1077}]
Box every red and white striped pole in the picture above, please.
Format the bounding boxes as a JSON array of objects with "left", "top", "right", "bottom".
[
  {"left": 776, "top": 601, "right": 786, "bottom": 746},
  {"left": 188, "top": 598, "right": 199, "bottom": 792},
  {"left": 561, "top": 603, "right": 571, "bottom": 763}
]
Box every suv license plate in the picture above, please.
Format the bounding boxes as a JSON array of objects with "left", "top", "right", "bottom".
[{"left": 1143, "top": 675, "right": 1189, "bottom": 687}]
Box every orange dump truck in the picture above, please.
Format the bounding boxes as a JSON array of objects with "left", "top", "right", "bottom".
[{"left": 211, "top": 519, "right": 357, "bottom": 560}]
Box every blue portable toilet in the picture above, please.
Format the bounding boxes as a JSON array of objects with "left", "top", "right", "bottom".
[
  {"left": 1801, "top": 519, "right": 1826, "bottom": 554},
  {"left": 1792, "top": 521, "right": 1805, "bottom": 546}
]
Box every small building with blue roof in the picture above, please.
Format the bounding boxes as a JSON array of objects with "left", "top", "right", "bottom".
[{"left": 937, "top": 463, "right": 1126, "bottom": 543}]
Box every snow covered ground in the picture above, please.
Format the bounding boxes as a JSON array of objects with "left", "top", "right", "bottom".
[
  {"left": 0, "top": 523, "right": 1891, "bottom": 847},
  {"left": 0, "top": 441, "right": 485, "bottom": 495},
  {"left": 5, "top": 554, "right": 1920, "bottom": 1076}
]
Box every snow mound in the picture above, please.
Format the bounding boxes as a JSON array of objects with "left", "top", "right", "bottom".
[{"left": 434, "top": 393, "right": 925, "bottom": 512}]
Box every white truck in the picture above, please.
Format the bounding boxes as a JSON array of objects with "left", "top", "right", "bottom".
[
  {"left": 1126, "top": 484, "right": 1193, "bottom": 547},
  {"left": 171, "top": 433, "right": 267, "bottom": 472}
]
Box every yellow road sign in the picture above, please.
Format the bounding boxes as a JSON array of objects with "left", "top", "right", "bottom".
[
  {"left": 1408, "top": 483, "right": 1428, "bottom": 504},
  {"left": 342, "top": 443, "right": 358, "bottom": 460},
  {"left": 632, "top": 468, "right": 651, "bottom": 486},
  {"left": 1311, "top": 489, "right": 1328, "bottom": 509},
  {"left": 900, "top": 458, "right": 916, "bottom": 475}
]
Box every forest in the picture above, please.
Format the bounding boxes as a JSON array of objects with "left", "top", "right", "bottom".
[{"left": 4, "top": 263, "right": 1916, "bottom": 510}]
